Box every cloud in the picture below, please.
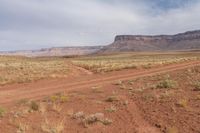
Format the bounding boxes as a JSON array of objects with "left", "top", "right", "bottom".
[{"left": 0, "top": 0, "right": 199, "bottom": 51}]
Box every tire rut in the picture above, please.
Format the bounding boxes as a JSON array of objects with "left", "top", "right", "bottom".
[{"left": 0, "top": 61, "right": 200, "bottom": 105}]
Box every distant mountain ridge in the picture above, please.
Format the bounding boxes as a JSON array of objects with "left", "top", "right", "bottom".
[
  {"left": 1, "top": 30, "right": 200, "bottom": 57},
  {"left": 0, "top": 46, "right": 103, "bottom": 57},
  {"left": 99, "top": 30, "right": 200, "bottom": 53}
]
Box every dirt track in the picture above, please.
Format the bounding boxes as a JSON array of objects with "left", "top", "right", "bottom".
[{"left": 0, "top": 61, "right": 200, "bottom": 105}]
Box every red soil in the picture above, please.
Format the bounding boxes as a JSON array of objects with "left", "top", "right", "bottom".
[
  {"left": 0, "top": 61, "right": 200, "bottom": 133},
  {"left": 0, "top": 61, "right": 199, "bottom": 105}
]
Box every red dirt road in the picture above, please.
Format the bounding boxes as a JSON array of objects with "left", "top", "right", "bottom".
[{"left": 0, "top": 61, "right": 200, "bottom": 105}]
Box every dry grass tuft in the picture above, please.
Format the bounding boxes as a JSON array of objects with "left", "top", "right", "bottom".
[
  {"left": 193, "top": 81, "right": 200, "bottom": 91},
  {"left": 0, "top": 106, "right": 6, "bottom": 117},
  {"left": 41, "top": 118, "right": 65, "bottom": 133},
  {"left": 30, "top": 101, "right": 39, "bottom": 111},
  {"left": 16, "top": 122, "right": 29, "bottom": 133},
  {"left": 52, "top": 103, "right": 62, "bottom": 113},
  {"left": 50, "top": 93, "right": 69, "bottom": 103},
  {"left": 176, "top": 99, "right": 188, "bottom": 108}
]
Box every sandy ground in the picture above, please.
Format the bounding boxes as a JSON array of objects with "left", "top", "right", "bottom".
[{"left": 0, "top": 60, "right": 200, "bottom": 133}]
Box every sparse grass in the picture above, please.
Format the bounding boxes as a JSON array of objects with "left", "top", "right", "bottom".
[
  {"left": 41, "top": 118, "right": 64, "bottom": 133},
  {"left": 0, "top": 106, "right": 6, "bottom": 117},
  {"left": 156, "top": 79, "right": 177, "bottom": 89},
  {"left": 142, "top": 64, "right": 152, "bottom": 69},
  {"left": 119, "top": 85, "right": 127, "bottom": 90},
  {"left": 127, "top": 80, "right": 134, "bottom": 85},
  {"left": 132, "top": 88, "right": 145, "bottom": 93},
  {"left": 176, "top": 99, "right": 188, "bottom": 108},
  {"left": 0, "top": 56, "right": 69, "bottom": 85},
  {"left": 72, "top": 112, "right": 112, "bottom": 127},
  {"left": 159, "top": 91, "right": 173, "bottom": 100},
  {"left": 50, "top": 93, "right": 69, "bottom": 103},
  {"left": 50, "top": 95, "right": 60, "bottom": 102},
  {"left": 52, "top": 103, "right": 62, "bottom": 113},
  {"left": 59, "top": 95, "right": 69, "bottom": 103},
  {"left": 39, "top": 103, "right": 47, "bottom": 114},
  {"left": 17, "top": 99, "right": 30, "bottom": 105},
  {"left": 142, "top": 93, "right": 156, "bottom": 101},
  {"left": 17, "top": 122, "right": 29, "bottom": 133},
  {"left": 72, "top": 52, "right": 200, "bottom": 72}
]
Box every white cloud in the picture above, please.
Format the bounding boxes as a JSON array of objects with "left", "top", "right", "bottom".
[{"left": 0, "top": 0, "right": 199, "bottom": 51}]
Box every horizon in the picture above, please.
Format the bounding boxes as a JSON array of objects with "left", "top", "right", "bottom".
[
  {"left": 1, "top": 0, "right": 200, "bottom": 51},
  {"left": 1, "top": 28, "right": 200, "bottom": 52}
]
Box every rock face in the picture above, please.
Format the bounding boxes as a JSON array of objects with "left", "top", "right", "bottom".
[{"left": 99, "top": 30, "right": 200, "bottom": 53}]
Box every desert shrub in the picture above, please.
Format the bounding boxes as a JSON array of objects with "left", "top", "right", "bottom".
[
  {"left": 176, "top": 99, "right": 188, "bottom": 108},
  {"left": 105, "top": 106, "right": 117, "bottom": 113},
  {"left": 156, "top": 79, "right": 177, "bottom": 89},
  {"left": 0, "top": 107, "right": 6, "bottom": 117},
  {"left": 193, "top": 81, "right": 200, "bottom": 91},
  {"left": 50, "top": 95, "right": 60, "bottom": 102},
  {"left": 113, "top": 80, "right": 123, "bottom": 86},
  {"left": 60, "top": 95, "right": 69, "bottom": 103},
  {"left": 52, "top": 103, "right": 62, "bottom": 113},
  {"left": 105, "top": 96, "right": 119, "bottom": 102},
  {"left": 50, "top": 94, "right": 69, "bottom": 103},
  {"left": 73, "top": 112, "right": 85, "bottom": 119},
  {"left": 100, "top": 118, "right": 113, "bottom": 125},
  {"left": 30, "top": 101, "right": 39, "bottom": 111},
  {"left": 18, "top": 99, "right": 29, "bottom": 105},
  {"left": 72, "top": 112, "right": 112, "bottom": 127},
  {"left": 142, "top": 93, "right": 156, "bottom": 101},
  {"left": 41, "top": 118, "right": 64, "bottom": 133},
  {"left": 17, "top": 122, "right": 29, "bottom": 133}
]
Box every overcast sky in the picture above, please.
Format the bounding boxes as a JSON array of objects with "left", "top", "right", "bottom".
[{"left": 0, "top": 0, "right": 200, "bottom": 51}]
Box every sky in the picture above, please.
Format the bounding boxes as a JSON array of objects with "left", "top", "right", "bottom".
[{"left": 0, "top": 0, "right": 200, "bottom": 51}]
